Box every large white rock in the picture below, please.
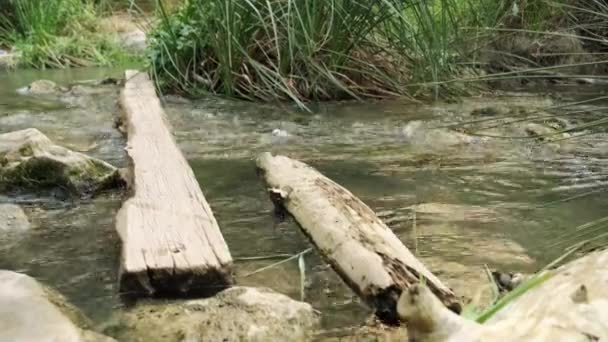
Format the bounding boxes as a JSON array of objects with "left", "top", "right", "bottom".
[
  {"left": 0, "top": 270, "right": 115, "bottom": 342},
  {"left": 397, "top": 249, "right": 608, "bottom": 342}
]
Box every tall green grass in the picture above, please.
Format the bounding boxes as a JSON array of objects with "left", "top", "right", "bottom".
[
  {"left": 148, "top": 0, "right": 486, "bottom": 108},
  {"left": 0, "top": 0, "right": 134, "bottom": 68},
  {"left": 148, "top": 0, "right": 608, "bottom": 106}
]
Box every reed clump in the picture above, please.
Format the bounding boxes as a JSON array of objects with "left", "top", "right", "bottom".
[{"left": 148, "top": 0, "right": 608, "bottom": 107}]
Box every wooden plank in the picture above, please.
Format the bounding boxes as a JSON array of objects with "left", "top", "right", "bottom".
[
  {"left": 256, "top": 152, "right": 460, "bottom": 324},
  {"left": 117, "top": 70, "right": 233, "bottom": 297}
]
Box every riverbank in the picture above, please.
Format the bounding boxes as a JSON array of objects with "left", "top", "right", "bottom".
[
  {"left": 3, "top": 1, "right": 608, "bottom": 107},
  {"left": 147, "top": 0, "right": 608, "bottom": 108}
]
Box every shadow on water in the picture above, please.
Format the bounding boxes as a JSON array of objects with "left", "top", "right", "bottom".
[{"left": 0, "top": 67, "right": 607, "bottom": 331}]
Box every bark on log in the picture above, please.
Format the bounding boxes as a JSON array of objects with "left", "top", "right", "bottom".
[
  {"left": 398, "top": 249, "right": 608, "bottom": 341},
  {"left": 256, "top": 152, "right": 460, "bottom": 324},
  {"left": 116, "top": 70, "right": 233, "bottom": 297}
]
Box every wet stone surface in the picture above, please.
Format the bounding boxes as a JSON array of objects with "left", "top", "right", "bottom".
[{"left": 108, "top": 286, "right": 320, "bottom": 342}]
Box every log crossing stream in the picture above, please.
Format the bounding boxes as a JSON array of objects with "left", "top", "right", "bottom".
[{"left": 117, "top": 70, "right": 233, "bottom": 296}]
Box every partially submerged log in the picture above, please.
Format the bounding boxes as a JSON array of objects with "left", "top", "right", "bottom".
[
  {"left": 397, "top": 249, "right": 608, "bottom": 341},
  {"left": 256, "top": 152, "right": 460, "bottom": 324},
  {"left": 117, "top": 70, "right": 233, "bottom": 296}
]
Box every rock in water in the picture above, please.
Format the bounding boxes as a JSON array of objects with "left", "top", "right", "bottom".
[
  {"left": 0, "top": 203, "right": 30, "bottom": 250},
  {"left": 271, "top": 128, "right": 290, "bottom": 144},
  {"left": 0, "top": 270, "right": 115, "bottom": 342},
  {"left": 524, "top": 122, "right": 570, "bottom": 141},
  {"left": 118, "top": 30, "right": 147, "bottom": 53},
  {"left": 16, "top": 80, "right": 66, "bottom": 96},
  {"left": 0, "top": 128, "right": 123, "bottom": 196},
  {"left": 401, "top": 120, "right": 482, "bottom": 148},
  {"left": 114, "top": 287, "right": 320, "bottom": 342},
  {"left": 0, "top": 203, "right": 30, "bottom": 232},
  {"left": 16, "top": 79, "right": 118, "bottom": 100},
  {"left": 409, "top": 203, "right": 499, "bottom": 224}
]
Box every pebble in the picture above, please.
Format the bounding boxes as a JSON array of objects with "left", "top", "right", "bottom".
[{"left": 272, "top": 128, "right": 289, "bottom": 137}]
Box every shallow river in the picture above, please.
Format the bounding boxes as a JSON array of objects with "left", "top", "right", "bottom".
[{"left": 0, "top": 67, "right": 606, "bottom": 334}]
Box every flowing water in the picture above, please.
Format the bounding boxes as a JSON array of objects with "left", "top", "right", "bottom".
[{"left": 0, "top": 68, "right": 607, "bottom": 336}]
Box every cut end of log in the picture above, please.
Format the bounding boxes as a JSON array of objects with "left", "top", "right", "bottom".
[
  {"left": 369, "top": 282, "right": 461, "bottom": 326},
  {"left": 370, "top": 285, "right": 402, "bottom": 325},
  {"left": 119, "top": 265, "right": 234, "bottom": 299}
]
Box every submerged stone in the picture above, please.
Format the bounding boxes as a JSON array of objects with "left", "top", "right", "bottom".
[
  {"left": 524, "top": 122, "right": 570, "bottom": 142},
  {"left": 0, "top": 128, "right": 123, "bottom": 196},
  {"left": 16, "top": 79, "right": 66, "bottom": 96},
  {"left": 0, "top": 203, "right": 30, "bottom": 232},
  {"left": 17, "top": 79, "right": 117, "bottom": 98},
  {"left": 0, "top": 203, "right": 30, "bottom": 250},
  {"left": 470, "top": 106, "right": 505, "bottom": 117},
  {"left": 316, "top": 322, "right": 408, "bottom": 342},
  {"left": 271, "top": 128, "right": 290, "bottom": 144},
  {"left": 409, "top": 203, "right": 499, "bottom": 224},
  {"left": 113, "top": 286, "right": 320, "bottom": 342},
  {"left": 401, "top": 120, "right": 483, "bottom": 148},
  {"left": 0, "top": 270, "right": 115, "bottom": 342}
]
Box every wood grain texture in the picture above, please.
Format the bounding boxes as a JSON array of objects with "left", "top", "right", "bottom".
[
  {"left": 117, "top": 70, "right": 233, "bottom": 297},
  {"left": 256, "top": 152, "right": 460, "bottom": 324}
]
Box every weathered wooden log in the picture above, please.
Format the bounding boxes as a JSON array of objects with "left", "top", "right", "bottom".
[
  {"left": 256, "top": 152, "right": 460, "bottom": 324},
  {"left": 397, "top": 249, "right": 608, "bottom": 341},
  {"left": 116, "top": 70, "right": 233, "bottom": 297}
]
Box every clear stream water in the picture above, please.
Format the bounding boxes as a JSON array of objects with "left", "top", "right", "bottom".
[{"left": 0, "top": 67, "right": 607, "bottom": 335}]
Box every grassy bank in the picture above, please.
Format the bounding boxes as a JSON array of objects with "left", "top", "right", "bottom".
[
  {"left": 2, "top": 0, "right": 607, "bottom": 99},
  {"left": 147, "top": 0, "right": 476, "bottom": 106},
  {"left": 0, "top": 0, "right": 140, "bottom": 68},
  {"left": 147, "top": 0, "right": 608, "bottom": 107}
]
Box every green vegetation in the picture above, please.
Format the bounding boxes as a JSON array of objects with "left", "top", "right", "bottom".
[
  {"left": 2, "top": 0, "right": 608, "bottom": 103},
  {"left": 147, "top": 0, "right": 608, "bottom": 107},
  {"left": 0, "top": 0, "right": 137, "bottom": 68},
  {"left": 147, "top": 0, "right": 473, "bottom": 107}
]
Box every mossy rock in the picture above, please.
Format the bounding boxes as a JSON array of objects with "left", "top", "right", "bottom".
[
  {"left": 0, "top": 128, "right": 123, "bottom": 196},
  {"left": 110, "top": 286, "right": 320, "bottom": 342}
]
